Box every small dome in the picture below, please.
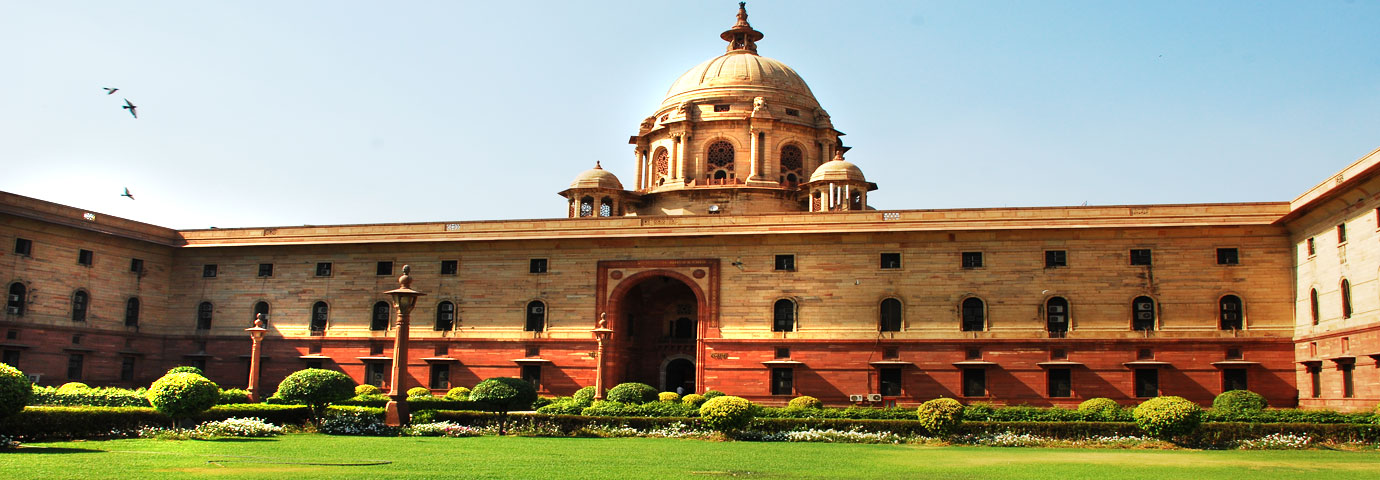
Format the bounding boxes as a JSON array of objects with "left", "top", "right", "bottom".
[
  {"left": 809, "top": 152, "right": 865, "bottom": 183},
  {"left": 569, "top": 162, "right": 623, "bottom": 190}
]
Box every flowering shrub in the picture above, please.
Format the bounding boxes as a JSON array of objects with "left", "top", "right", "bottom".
[
  {"left": 1078, "top": 398, "right": 1126, "bottom": 421},
  {"left": 403, "top": 421, "right": 481, "bottom": 437},
  {"left": 192, "top": 417, "right": 283, "bottom": 437},
  {"left": 356, "top": 384, "right": 383, "bottom": 396},
  {"left": 319, "top": 408, "right": 394, "bottom": 436},
  {"left": 763, "top": 428, "right": 909, "bottom": 444},
  {"left": 275, "top": 369, "right": 356, "bottom": 424},
  {"left": 1133, "top": 396, "right": 1202, "bottom": 439},
  {"left": 57, "top": 382, "right": 89, "bottom": 394},
  {"left": 166, "top": 366, "right": 205, "bottom": 376},
  {"left": 407, "top": 387, "right": 433, "bottom": 398},
  {"left": 445, "top": 386, "right": 470, "bottom": 400},
  {"left": 702, "top": 390, "right": 726, "bottom": 399},
  {"left": 681, "top": 394, "right": 708, "bottom": 408},
  {"left": 571, "top": 386, "right": 598, "bottom": 406},
  {"left": 699, "top": 396, "right": 755, "bottom": 432},
  {"left": 148, "top": 372, "right": 220, "bottom": 422},
  {"left": 31, "top": 385, "right": 150, "bottom": 407},
  {"left": 217, "top": 389, "right": 251, "bottom": 405},
  {"left": 659, "top": 392, "right": 681, "bottom": 403},
  {"left": 606, "top": 383, "right": 658, "bottom": 404},
  {"left": 1236, "top": 433, "right": 1314, "bottom": 450},
  {"left": 916, "top": 398, "right": 964, "bottom": 436},
  {"left": 0, "top": 363, "right": 32, "bottom": 419},
  {"left": 787, "top": 396, "right": 822, "bottom": 409},
  {"left": 1212, "top": 390, "right": 1267, "bottom": 413}
]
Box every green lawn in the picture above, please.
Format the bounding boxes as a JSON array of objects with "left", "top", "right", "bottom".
[{"left": 3, "top": 435, "right": 1378, "bottom": 479}]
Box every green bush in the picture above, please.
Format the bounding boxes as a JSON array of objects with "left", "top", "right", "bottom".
[
  {"left": 30, "top": 385, "right": 150, "bottom": 407},
  {"left": 532, "top": 396, "right": 555, "bottom": 409},
  {"left": 581, "top": 400, "right": 632, "bottom": 417},
  {"left": 571, "top": 386, "right": 598, "bottom": 406},
  {"left": 702, "top": 390, "right": 726, "bottom": 399},
  {"left": 1213, "top": 390, "right": 1267, "bottom": 413},
  {"left": 355, "top": 384, "right": 383, "bottom": 396},
  {"left": 636, "top": 401, "right": 699, "bottom": 418},
  {"left": 1201, "top": 408, "right": 1369, "bottom": 424},
  {"left": 787, "top": 396, "right": 822, "bottom": 409},
  {"left": 470, "top": 377, "right": 538, "bottom": 434},
  {"left": 681, "top": 393, "right": 707, "bottom": 408},
  {"left": 0, "top": 363, "right": 32, "bottom": 419},
  {"left": 1133, "top": 396, "right": 1203, "bottom": 439},
  {"left": 217, "top": 389, "right": 251, "bottom": 405},
  {"left": 274, "top": 368, "right": 356, "bottom": 424},
  {"left": 536, "top": 399, "right": 585, "bottom": 415},
  {"left": 445, "top": 386, "right": 470, "bottom": 400},
  {"left": 57, "top": 382, "right": 89, "bottom": 394},
  {"left": 962, "top": 402, "right": 995, "bottom": 420},
  {"left": 166, "top": 366, "right": 204, "bottom": 376},
  {"left": 1078, "top": 398, "right": 1125, "bottom": 421},
  {"left": 606, "top": 382, "right": 658, "bottom": 404},
  {"left": 147, "top": 373, "right": 220, "bottom": 423},
  {"left": 407, "top": 386, "right": 433, "bottom": 398},
  {"left": 659, "top": 392, "right": 681, "bottom": 403},
  {"left": 699, "top": 395, "right": 755, "bottom": 432},
  {"left": 915, "top": 398, "right": 964, "bottom": 436}
]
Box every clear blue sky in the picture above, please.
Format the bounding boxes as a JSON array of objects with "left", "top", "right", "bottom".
[{"left": 4, "top": 1, "right": 1377, "bottom": 229}]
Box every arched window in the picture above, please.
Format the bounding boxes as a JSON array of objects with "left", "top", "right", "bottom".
[
  {"left": 124, "top": 298, "right": 140, "bottom": 327},
  {"left": 310, "top": 301, "right": 329, "bottom": 332},
  {"left": 773, "top": 299, "right": 796, "bottom": 332},
  {"left": 960, "top": 297, "right": 985, "bottom": 332},
  {"left": 879, "top": 298, "right": 902, "bottom": 332},
  {"left": 1219, "top": 295, "right": 1243, "bottom": 330},
  {"left": 1132, "top": 296, "right": 1155, "bottom": 331},
  {"left": 525, "top": 301, "right": 545, "bottom": 332},
  {"left": 653, "top": 147, "right": 669, "bottom": 187},
  {"left": 436, "top": 301, "right": 455, "bottom": 331},
  {"left": 579, "top": 196, "right": 594, "bottom": 217},
  {"left": 253, "top": 301, "right": 270, "bottom": 327},
  {"left": 5, "top": 283, "right": 24, "bottom": 316},
  {"left": 850, "top": 190, "right": 863, "bottom": 210},
  {"left": 779, "top": 145, "right": 803, "bottom": 187},
  {"left": 1309, "top": 289, "right": 1319, "bottom": 325},
  {"left": 599, "top": 197, "right": 613, "bottom": 217},
  {"left": 71, "top": 290, "right": 89, "bottom": 322},
  {"left": 672, "top": 317, "right": 695, "bottom": 339},
  {"left": 1046, "top": 297, "right": 1069, "bottom": 335},
  {"left": 707, "top": 141, "right": 735, "bottom": 182},
  {"left": 371, "top": 301, "right": 390, "bottom": 331},
  {"left": 196, "top": 301, "right": 213, "bottom": 330},
  {"left": 1341, "top": 279, "right": 1353, "bottom": 319},
  {"left": 810, "top": 191, "right": 822, "bottom": 211}
]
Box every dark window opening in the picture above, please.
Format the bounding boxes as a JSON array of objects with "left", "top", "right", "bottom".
[
  {"left": 78, "top": 249, "right": 93, "bottom": 266},
  {"left": 315, "top": 262, "right": 332, "bottom": 277},
  {"left": 883, "top": 347, "right": 899, "bottom": 360},
  {"left": 1048, "top": 368, "right": 1072, "bottom": 397},
  {"left": 197, "top": 302, "right": 213, "bottom": 330},
  {"left": 713, "top": 104, "right": 730, "bottom": 112},
  {"left": 1046, "top": 297, "right": 1069, "bottom": 335},
  {"left": 1308, "top": 364, "right": 1321, "bottom": 398},
  {"left": 1045, "top": 250, "right": 1067, "bottom": 268},
  {"left": 525, "top": 301, "right": 545, "bottom": 332},
  {"left": 1306, "top": 237, "right": 1316, "bottom": 256},
  {"left": 7, "top": 283, "right": 26, "bottom": 316},
  {"left": 120, "top": 356, "right": 136, "bottom": 382},
  {"left": 1134, "top": 369, "right": 1159, "bottom": 398},
  {"left": 1337, "top": 223, "right": 1347, "bottom": 243},
  {"left": 440, "top": 260, "right": 458, "bottom": 275},
  {"left": 305, "top": 360, "right": 324, "bottom": 370},
  {"left": 67, "top": 354, "right": 84, "bottom": 380},
  {"left": 253, "top": 301, "right": 270, "bottom": 326},
  {"left": 435, "top": 301, "right": 455, "bottom": 331},
  {"left": 672, "top": 317, "right": 695, "bottom": 339},
  {"left": 775, "top": 347, "right": 790, "bottom": 359},
  {"left": 430, "top": 364, "right": 450, "bottom": 390},
  {"left": 1130, "top": 249, "right": 1152, "bottom": 266},
  {"left": 1222, "top": 368, "right": 1248, "bottom": 392},
  {"left": 1219, "top": 295, "right": 1243, "bottom": 330},
  {"left": 1341, "top": 279, "right": 1353, "bottom": 319},
  {"left": 774, "top": 254, "right": 795, "bottom": 271},
  {"left": 376, "top": 261, "right": 393, "bottom": 276},
  {"left": 365, "top": 362, "right": 386, "bottom": 387},
  {"left": 130, "top": 258, "right": 143, "bottom": 273},
  {"left": 370, "top": 343, "right": 384, "bottom": 356},
  {"left": 310, "top": 301, "right": 328, "bottom": 333},
  {"left": 1226, "top": 347, "right": 1243, "bottom": 360},
  {"left": 2, "top": 350, "right": 19, "bottom": 367},
  {"left": 71, "top": 291, "right": 89, "bottom": 322},
  {"left": 1309, "top": 289, "right": 1319, "bottom": 325},
  {"left": 1217, "top": 248, "right": 1239, "bottom": 265},
  {"left": 1341, "top": 363, "right": 1355, "bottom": 398},
  {"left": 1132, "top": 296, "right": 1155, "bottom": 331},
  {"left": 530, "top": 258, "right": 548, "bottom": 274},
  {"left": 1051, "top": 348, "right": 1068, "bottom": 360},
  {"left": 772, "top": 299, "right": 795, "bottom": 332},
  {"left": 965, "top": 348, "right": 982, "bottom": 360},
  {"left": 371, "top": 301, "right": 390, "bottom": 331},
  {"left": 962, "top": 368, "right": 986, "bottom": 397},
  {"left": 961, "top": 297, "right": 985, "bottom": 332},
  {"left": 258, "top": 263, "right": 273, "bottom": 277},
  {"left": 525, "top": 345, "right": 540, "bottom": 357},
  {"left": 202, "top": 264, "right": 217, "bottom": 278},
  {"left": 435, "top": 344, "right": 449, "bottom": 356},
  {"left": 522, "top": 365, "right": 542, "bottom": 389},
  {"left": 13, "top": 238, "right": 31, "bottom": 256},
  {"left": 124, "top": 298, "right": 140, "bottom": 327},
  {"left": 771, "top": 368, "right": 793, "bottom": 395},
  {"left": 880, "top": 368, "right": 902, "bottom": 396},
  {"left": 879, "top": 298, "right": 902, "bottom": 332},
  {"left": 880, "top": 253, "right": 901, "bottom": 269},
  {"left": 961, "top": 251, "right": 983, "bottom": 269}
]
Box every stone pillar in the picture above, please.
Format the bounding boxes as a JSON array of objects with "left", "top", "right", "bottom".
[
  {"left": 749, "top": 129, "right": 760, "bottom": 180},
  {"left": 634, "top": 147, "right": 644, "bottom": 191},
  {"left": 672, "top": 135, "right": 683, "bottom": 182}
]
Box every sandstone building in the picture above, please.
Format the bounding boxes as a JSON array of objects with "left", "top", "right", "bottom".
[{"left": 2, "top": 5, "right": 1377, "bottom": 410}]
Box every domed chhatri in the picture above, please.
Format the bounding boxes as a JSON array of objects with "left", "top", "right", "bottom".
[
  {"left": 808, "top": 151, "right": 867, "bottom": 183},
  {"left": 562, "top": 3, "right": 875, "bottom": 218},
  {"left": 804, "top": 151, "right": 876, "bottom": 213}
]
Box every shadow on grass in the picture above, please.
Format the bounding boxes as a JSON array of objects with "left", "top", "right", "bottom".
[{"left": 12, "top": 446, "right": 104, "bottom": 454}]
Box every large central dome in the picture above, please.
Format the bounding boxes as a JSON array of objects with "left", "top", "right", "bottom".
[{"left": 660, "top": 52, "right": 819, "bottom": 109}]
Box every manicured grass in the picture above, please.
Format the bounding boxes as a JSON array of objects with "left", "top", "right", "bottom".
[{"left": 3, "top": 435, "right": 1379, "bottom": 479}]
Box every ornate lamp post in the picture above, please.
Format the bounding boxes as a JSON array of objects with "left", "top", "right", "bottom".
[
  {"left": 383, "top": 265, "right": 425, "bottom": 426},
  {"left": 591, "top": 312, "right": 614, "bottom": 400},
  {"left": 244, "top": 314, "right": 268, "bottom": 402}
]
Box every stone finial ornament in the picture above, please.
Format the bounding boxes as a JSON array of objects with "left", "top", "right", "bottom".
[{"left": 399, "top": 265, "right": 412, "bottom": 288}]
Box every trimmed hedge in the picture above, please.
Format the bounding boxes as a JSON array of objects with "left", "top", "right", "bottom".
[
  {"left": 30, "top": 386, "right": 150, "bottom": 407},
  {"left": 217, "top": 389, "right": 252, "bottom": 405},
  {"left": 1213, "top": 390, "right": 1267, "bottom": 413},
  {"left": 0, "top": 405, "right": 316, "bottom": 441}
]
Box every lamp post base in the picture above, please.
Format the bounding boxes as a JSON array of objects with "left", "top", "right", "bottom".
[{"left": 384, "top": 399, "right": 410, "bottom": 427}]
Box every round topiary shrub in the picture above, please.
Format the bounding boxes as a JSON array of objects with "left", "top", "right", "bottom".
[
  {"left": 445, "top": 386, "right": 470, "bottom": 400},
  {"left": 702, "top": 390, "right": 726, "bottom": 399},
  {"left": 681, "top": 393, "right": 707, "bottom": 408},
  {"left": 699, "top": 395, "right": 755, "bottom": 432},
  {"left": 166, "top": 366, "right": 205, "bottom": 376},
  {"left": 0, "top": 363, "right": 32, "bottom": 419},
  {"left": 1133, "top": 396, "right": 1203, "bottom": 439},
  {"left": 571, "top": 386, "right": 598, "bottom": 406},
  {"left": 470, "top": 377, "right": 538, "bottom": 435},
  {"left": 1078, "top": 397, "right": 1124, "bottom": 421},
  {"left": 407, "top": 386, "right": 433, "bottom": 398},
  {"left": 56, "top": 382, "right": 89, "bottom": 394},
  {"left": 916, "top": 398, "right": 964, "bottom": 436},
  {"left": 147, "top": 372, "right": 220, "bottom": 423},
  {"left": 787, "top": 395, "right": 822, "bottom": 409},
  {"left": 1212, "top": 390, "right": 1267, "bottom": 413},
  {"left": 659, "top": 392, "right": 681, "bottom": 403},
  {"left": 275, "top": 368, "right": 356, "bottom": 424},
  {"left": 606, "top": 382, "right": 658, "bottom": 404},
  {"left": 355, "top": 384, "right": 382, "bottom": 396}
]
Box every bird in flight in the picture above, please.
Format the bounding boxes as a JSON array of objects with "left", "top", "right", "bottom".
[
  {"left": 121, "top": 188, "right": 135, "bottom": 200},
  {"left": 122, "top": 99, "right": 137, "bottom": 119},
  {"left": 103, "top": 87, "right": 119, "bottom": 95}
]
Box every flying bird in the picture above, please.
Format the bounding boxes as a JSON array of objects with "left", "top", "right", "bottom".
[
  {"left": 121, "top": 188, "right": 135, "bottom": 200},
  {"left": 122, "top": 99, "right": 137, "bottom": 119},
  {"left": 103, "top": 87, "right": 119, "bottom": 95}
]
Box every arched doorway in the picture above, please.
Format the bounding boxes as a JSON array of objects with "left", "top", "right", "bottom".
[{"left": 607, "top": 274, "right": 700, "bottom": 390}]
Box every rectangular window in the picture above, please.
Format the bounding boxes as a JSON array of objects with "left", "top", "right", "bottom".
[
  {"left": 1129, "top": 249, "right": 1152, "bottom": 266},
  {"left": 130, "top": 258, "right": 144, "bottom": 273},
  {"left": 77, "top": 249, "right": 93, "bottom": 266},
  {"left": 1047, "top": 368, "right": 1072, "bottom": 397},
  {"left": 305, "top": 360, "right": 324, "bottom": 370},
  {"left": 1306, "top": 237, "right": 1316, "bottom": 256},
  {"left": 2, "top": 349, "right": 19, "bottom": 366},
  {"left": 883, "top": 346, "right": 899, "bottom": 360},
  {"left": 1337, "top": 223, "right": 1347, "bottom": 243},
  {"left": 365, "top": 362, "right": 387, "bottom": 387},
  {"left": 202, "top": 264, "right": 218, "bottom": 278},
  {"left": 774, "top": 254, "right": 795, "bottom": 271},
  {"left": 440, "top": 260, "right": 458, "bottom": 275},
  {"left": 1222, "top": 368, "right": 1248, "bottom": 392},
  {"left": 67, "top": 354, "right": 84, "bottom": 380},
  {"left": 785, "top": 108, "right": 799, "bottom": 116},
  {"left": 525, "top": 345, "right": 540, "bottom": 357},
  {"left": 315, "top": 262, "right": 332, "bottom": 277},
  {"left": 1308, "top": 364, "right": 1321, "bottom": 398},
  {"left": 376, "top": 261, "right": 393, "bottom": 276},
  {"left": 879, "top": 368, "right": 902, "bottom": 396},
  {"left": 1044, "top": 250, "right": 1067, "bottom": 268},
  {"left": 880, "top": 253, "right": 901, "bottom": 269},
  {"left": 961, "top": 252, "right": 983, "bottom": 269},
  {"left": 435, "top": 344, "right": 449, "bottom": 356},
  {"left": 529, "top": 258, "right": 548, "bottom": 274},
  {"left": 13, "top": 238, "right": 31, "bottom": 256},
  {"left": 774, "top": 347, "right": 790, "bottom": 359},
  {"left": 369, "top": 343, "right": 384, "bottom": 356},
  {"left": 1216, "top": 248, "right": 1239, "bottom": 265},
  {"left": 1341, "top": 363, "right": 1354, "bottom": 398},
  {"left": 120, "top": 356, "right": 136, "bottom": 382},
  {"left": 962, "top": 368, "right": 986, "bottom": 397},
  {"left": 429, "top": 364, "right": 450, "bottom": 390},
  {"left": 1134, "top": 369, "right": 1159, "bottom": 398},
  {"left": 770, "top": 368, "right": 793, "bottom": 395},
  {"left": 713, "top": 104, "right": 730, "bottom": 112},
  {"left": 521, "top": 365, "right": 542, "bottom": 389},
  {"left": 258, "top": 263, "right": 273, "bottom": 277},
  {"left": 1226, "top": 347, "right": 1243, "bottom": 360}
]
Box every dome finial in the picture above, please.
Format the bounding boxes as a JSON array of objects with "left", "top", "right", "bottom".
[
  {"left": 595, "top": 161, "right": 602, "bottom": 169},
  {"left": 720, "top": 2, "right": 764, "bottom": 54},
  {"left": 832, "top": 150, "right": 844, "bottom": 162}
]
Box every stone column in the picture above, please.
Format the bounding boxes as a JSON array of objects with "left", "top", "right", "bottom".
[
  {"left": 634, "top": 147, "right": 644, "bottom": 190},
  {"left": 749, "top": 128, "right": 760, "bottom": 180}
]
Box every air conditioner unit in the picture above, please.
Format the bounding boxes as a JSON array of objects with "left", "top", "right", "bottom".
[
  {"left": 7, "top": 294, "right": 19, "bottom": 302},
  {"left": 1137, "top": 312, "right": 1154, "bottom": 320},
  {"left": 1048, "top": 305, "right": 1064, "bottom": 313},
  {"left": 27, "top": 374, "right": 40, "bottom": 383},
  {"left": 866, "top": 393, "right": 883, "bottom": 402},
  {"left": 848, "top": 394, "right": 865, "bottom": 402},
  {"left": 5, "top": 307, "right": 17, "bottom": 314}
]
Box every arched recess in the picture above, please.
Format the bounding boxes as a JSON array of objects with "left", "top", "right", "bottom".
[
  {"left": 704, "top": 138, "right": 739, "bottom": 183},
  {"left": 6, "top": 282, "right": 26, "bottom": 316},
  {"left": 652, "top": 147, "right": 670, "bottom": 187},
  {"left": 960, "top": 296, "right": 985, "bottom": 332},
  {"left": 1340, "top": 279, "right": 1353, "bottom": 319},
  {"left": 778, "top": 143, "right": 805, "bottom": 188},
  {"left": 660, "top": 354, "right": 696, "bottom": 393},
  {"left": 253, "top": 301, "right": 271, "bottom": 327},
  {"left": 1131, "top": 296, "right": 1156, "bottom": 331},
  {"left": 602, "top": 267, "right": 712, "bottom": 393},
  {"left": 1308, "top": 288, "right": 1319, "bottom": 325},
  {"left": 1218, "top": 294, "right": 1244, "bottom": 330},
  {"left": 579, "top": 196, "right": 594, "bottom": 217},
  {"left": 71, "top": 290, "right": 90, "bottom": 322},
  {"left": 370, "top": 301, "right": 390, "bottom": 331},
  {"left": 879, "top": 297, "right": 902, "bottom": 332}
]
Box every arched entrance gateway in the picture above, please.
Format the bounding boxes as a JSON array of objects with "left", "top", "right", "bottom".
[{"left": 597, "top": 260, "right": 718, "bottom": 394}]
